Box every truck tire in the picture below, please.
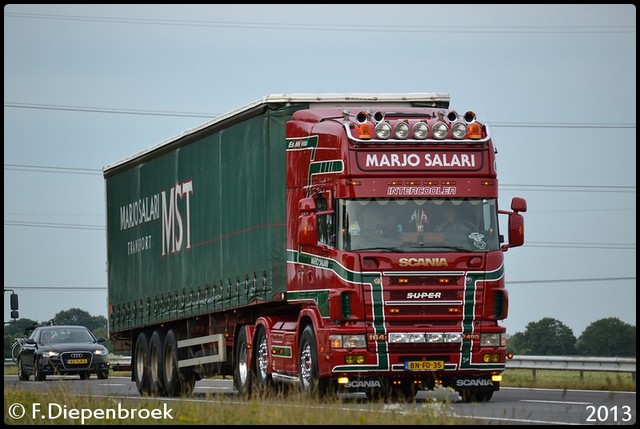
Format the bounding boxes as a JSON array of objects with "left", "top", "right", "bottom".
[
  {"left": 134, "top": 332, "right": 151, "bottom": 395},
  {"left": 162, "top": 328, "right": 195, "bottom": 397},
  {"left": 149, "top": 330, "right": 167, "bottom": 396},
  {"left": 253, "top": 326, "right": 272, "bottom": 395},
  {"left": 234, "top": 327, "right": 252, "bottom": 398},
  {"left": 298, "top": 325, "right": 329, "bottom": 397}
]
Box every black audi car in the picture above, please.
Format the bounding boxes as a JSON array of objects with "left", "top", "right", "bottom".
[{"left": 17, "top": 325, "right": 110, "bottom": 381}]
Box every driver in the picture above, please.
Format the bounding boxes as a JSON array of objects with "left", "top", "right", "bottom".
[{"left": 434, "top": 205, "right": 472, "bottom": 232}]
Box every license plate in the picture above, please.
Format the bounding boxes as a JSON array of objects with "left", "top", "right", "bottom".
[
  {"left": 405, "top": 360, "right": 444, "bottom": 371},
  {"left": 67, "top": 358, "right": 88, "bottom": 364}
]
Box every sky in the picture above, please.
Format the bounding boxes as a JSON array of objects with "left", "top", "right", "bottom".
[{"left": 4, "top": 4, "right": 636, "bottom": 338}]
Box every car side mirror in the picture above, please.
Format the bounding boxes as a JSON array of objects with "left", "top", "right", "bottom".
[
  {"left": 96, "top": 337, "right": 107, "bottom": 343},
  {"left": 25, "top": 338, "right": 36, "bottom": 345}
]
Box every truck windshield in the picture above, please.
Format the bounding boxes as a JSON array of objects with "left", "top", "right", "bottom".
[{"left": 337, "top": 198, "right": 500, "bottom": 252}]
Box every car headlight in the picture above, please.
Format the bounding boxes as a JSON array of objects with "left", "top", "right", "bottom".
[
  {"left": 94, "top": 349, "right": 109, "bottom": 356},
  {"left": 42, "top": 351, "right": 60, "bottom": 358}
]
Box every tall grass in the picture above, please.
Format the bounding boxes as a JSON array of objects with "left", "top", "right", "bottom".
[{"left": 4, "top": 368, "right": 635, "bottom": 425}]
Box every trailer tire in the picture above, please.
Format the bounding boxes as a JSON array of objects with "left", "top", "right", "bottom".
[
  {"left": 149, "top": 330, "right": 167, "bottom": 396},
  {"left": 234, "top": 327, "right": 252, "bottom": 398},
  {"left": 134, "top": 332, "right": 151, "bottom": 395},
  {"left": 298, "top": 325, "right": 329, "bottom": 397},
  {"left": 162, "top": 329, "right": 195, "bottom": 397}
]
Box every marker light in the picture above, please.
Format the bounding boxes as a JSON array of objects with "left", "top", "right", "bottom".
[
  {"left": 465, "top": 122, "right": 482, "bottom": 139},
  {"left": 359, "top": 122, "right": 372, "bottom": 139}
]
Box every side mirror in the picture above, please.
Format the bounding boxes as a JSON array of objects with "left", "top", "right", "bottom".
[
  {"left": 298, "top": 197, "right": 317, "bottom": 246},
  {"left": 97, "top": 337, "right": 107, "bottom": 343},
  {"left": 508, "top": 212, "right": 525, "bottom": 248}
]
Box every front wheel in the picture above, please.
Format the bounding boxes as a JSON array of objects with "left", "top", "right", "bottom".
[
  {"left": 298, "top": 325, "right": 329, "bottom": 397},
  {"left": 17, "top": 358, "right": 29, "bottom": 381},
  {"left": 97, "top": 370, "right": 109, "bottom": 380}
]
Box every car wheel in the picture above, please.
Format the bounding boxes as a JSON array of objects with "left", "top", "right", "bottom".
[
  {"left": 79, "top": 372, "right": 90, "bottom": 380},
  {"left": 34, "top": 358, "right": 46, "bottom": 381},
  {"left": 97, "top": 370, "right": 109, "bottom": 380},
  {"left": 18, "top": 358, "right": 30, "bottom": 381}
]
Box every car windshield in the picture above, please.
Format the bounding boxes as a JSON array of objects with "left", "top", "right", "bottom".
[
  {"left": 337, "top": 197, "right": 501, "bottom": 252},
  {"left": 38, "top": 328, "right": 95, "bottom": 344}
]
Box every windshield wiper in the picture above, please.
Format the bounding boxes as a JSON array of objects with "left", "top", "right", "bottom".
[
  {"left": 354, "top": 247, "right": 406, "bottom": 253},
  {"left": 405, "top": 245, "right": 470, "bottom": 252}
]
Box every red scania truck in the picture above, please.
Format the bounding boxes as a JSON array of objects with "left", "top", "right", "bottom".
[{"left": 103, "top": 93, "right": 526, "bottom": 402}]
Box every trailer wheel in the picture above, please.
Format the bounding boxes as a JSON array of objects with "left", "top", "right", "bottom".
[
  {"left": 234, "top": 327, "right": 252, "bottom": 398},
  {"left": 162, "top": 329, "right": 195, "bottom": 397},
  {"left": 253, "top": 326, "right": 272, "bottom": 395},
  {"left": 298, "top": 325, "right": 329, "bottom": 397},
  {"left": 149, "top": 330, "right": 167, "bottom": 396},
  {"left": 134, "top": 332, "right": 151, "bottom": 395}
]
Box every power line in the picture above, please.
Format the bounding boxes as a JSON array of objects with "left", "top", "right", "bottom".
[
  {"left": 4, "top": 163, "right": 635, "bottom": 195},
  {"left": 5, "top": 12, "right": 636, "bottom": 34},
  {"left": 4, "top": 101, "right": 636, "bottom": 129},
  {"left": 4, "top": 102, "right": 214, "bottom": 119},
  {"left": 4, "top": 221, "right": 104, "bottom": 231},
  {"left": 4, "top": 163, "right": 102, "bottom": 175},
  {"left": 6, "top": 276, "right": 635, "bottom": 291},
  {"left": 3, "top": 220, "right": 635, "bottom": 250}
]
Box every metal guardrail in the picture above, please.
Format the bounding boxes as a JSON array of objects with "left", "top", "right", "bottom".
[
  {"left": 506, "top": 355, "right": 636, "bottom": 382},
  {"left": 7, "top": 355, "right": 636, "bottom": 374}
]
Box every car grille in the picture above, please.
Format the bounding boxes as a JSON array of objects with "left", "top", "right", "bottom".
[{"left": 60, "top": 351, "right": 93, "bottom": 369}]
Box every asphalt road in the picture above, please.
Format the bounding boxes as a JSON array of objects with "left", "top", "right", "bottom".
[{"left": 4, "top": 374, "right": 636, "bottom": 425}]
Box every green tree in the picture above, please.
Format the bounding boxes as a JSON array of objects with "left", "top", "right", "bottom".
[
  {"left": 4, "top": 318, "right": 37, "bottom": 359},
  {"left": 512, "top": 317, "right": 577, "bottom": 355},
  {"left": 576, "top": 317, "right": 636, "bottom": 357},
  {"left": 506, "top": 331, "right": 529, "bottom": 356}
]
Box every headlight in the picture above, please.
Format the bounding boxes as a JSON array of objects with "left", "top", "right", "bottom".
[
  {"left": 94, "top": 349, "right": 109, "bottom": 356},
  {"left": 329, "top": 334, "right": 366, "bottom": 348},
  {"left": 413, "top": 121, "right": 429, "bottom": 139},
  {"left": 394, "top": 122, "right": 410, "bottom": 139},
  {"left": 374, "top": 121, "right": 392, "bottom": 140},
  {"left": 451, "top": 122, "right": 468, "bottom": 139},
  {"left": 480, "top": 333, "right": 501, "bottom": 347},
  {"left": 42, "top": 351, "right": 59, "bottom": 358},
  {"left": 432, "top": 122, "right": 448, "bottom": 139}
]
